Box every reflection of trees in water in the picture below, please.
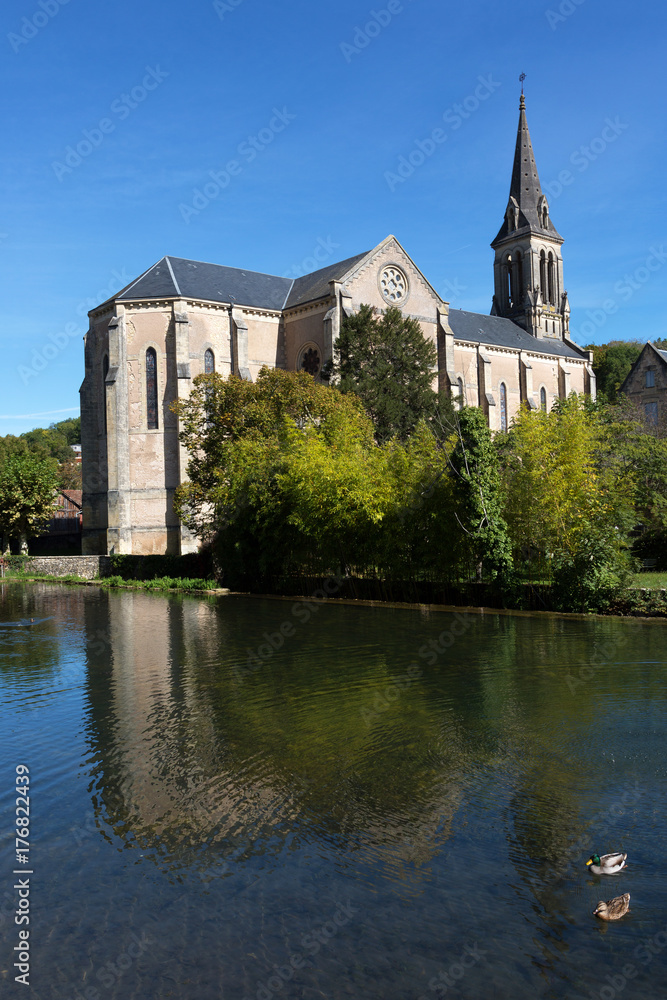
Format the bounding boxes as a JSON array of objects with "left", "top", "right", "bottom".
[
  {"left": 79, "top": 592, "right": 664, "bottom": 889},
  {"left": 468, "top": 614, "right": 660, "bottom": 970},
  {"left": 0, "top": 581, "right": 88, "bottom": 678},
  {"left": 81, "top": 592, "right": 471, "bottom": 876}
]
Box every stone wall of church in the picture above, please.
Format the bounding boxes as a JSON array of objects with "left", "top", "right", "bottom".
[
  {"left": 283, "top": 304, "right": 330, "bottom": 372},
  {"left": 123, "top": 309, "right": 180, "bottom": 554},
  {"left": 451, "top": 343, "right": 588, "bottom": 430},
  {"left": 81, "top": 312, "right": 112, "bottom": 555},
  {"left": 187, "top": 306, "right": 233, "bottom": 378},
  {"left": 245, "top": 311, "right": 283, "bottom": 377},
  {"left": 342, "top": 241, "right": 437, "bottom": 331}
]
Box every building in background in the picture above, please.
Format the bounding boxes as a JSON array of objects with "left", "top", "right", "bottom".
[
  {"left": 620, "top": 343, "right": 667, "bottom": 425},
  {"left": 80, "top": 96, "right": 595, "bottom": 556},
  {"left": 28, "top": 490, "right": 83, "bottom": 556}
]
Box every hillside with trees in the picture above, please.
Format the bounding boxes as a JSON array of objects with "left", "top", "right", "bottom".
[
  {"left": 0, "top": 416, "right": 81, "bottom": 553},
  {"left": 0, "top": 416, "right": 81, "bottom": 489}
]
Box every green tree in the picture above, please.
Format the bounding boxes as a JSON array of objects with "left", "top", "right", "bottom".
[
  {"left": 173, "top": 368, "right": 383, "bottom": 584},
  {"left": 597, "top": 399, "right": 667, "bottom": 567},
  {"left": 502, "top": 396, "right": 632, "bottom": 609},
  {"left": 449, "top": 407, "right": 513, "bottom": 586},
  {"left": 327, "top": 304, "right": 439, "bottom": 442},
  {"left": 0, "top": 416, "right": 82, "bottom": 490},
  {"left": 0, "top": 454, "right": 61, "bottom": 553}
]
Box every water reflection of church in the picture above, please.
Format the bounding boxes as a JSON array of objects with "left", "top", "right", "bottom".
[{"left": 84, "top": 590, "right": 463, "bottom": 875}]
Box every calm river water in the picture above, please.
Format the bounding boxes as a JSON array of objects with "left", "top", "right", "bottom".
[{"left": 0, "top": 583, "right": 666, "bottom": 1000}]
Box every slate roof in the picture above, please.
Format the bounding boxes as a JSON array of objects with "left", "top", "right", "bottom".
[
  {"left": 116, "top": 256, "right": 293, "bottom": 311},
  {"left": 284, "top": 252, "right": 370, "bottom": 309},
  {"left": 655, "top": 347, "right": 667, "bottom": 363},
  {"left": 492, "top": 96, "right": 562, "bottom": 247},
  {"left": 110, "top": 251, "right": 372, "bottom": 312},
  {"left": 448, "top": 310, "right": 586, "bottom": 360}
]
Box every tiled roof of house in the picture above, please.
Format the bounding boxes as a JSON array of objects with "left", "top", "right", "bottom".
[{"left": 59, "top": 490, "right": 83, "bottom": 509}]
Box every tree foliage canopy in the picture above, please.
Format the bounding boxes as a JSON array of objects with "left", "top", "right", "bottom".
[
  {"left": 450, "top": 407, "right": 513, "bottom": 583},
  {"left": 173, "top": 360, "right": 667, "bottom": 608},
  {"left": 0, "top": 453, "right": 61, "bottom": 548},
  {"left": 327, "top": 304, "right": 439, "bottom": 442},
  {"left": 0, "top": 416, "right": 81, "bottom": 489}
]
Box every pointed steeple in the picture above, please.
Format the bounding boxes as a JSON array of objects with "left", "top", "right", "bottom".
[
  {"left": 489, "top": 93, "right": 570, "bottom": 342},
  {"left": 492, "top": 94, "right": 562, "bottom": 247}
]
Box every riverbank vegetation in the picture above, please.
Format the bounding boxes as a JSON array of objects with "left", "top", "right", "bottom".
[
  {"left": 172, "top": 357, "right": 667, "bottom": 614},
  {"left": 1, "top": 557, "right": 219, "bottom": 594}
]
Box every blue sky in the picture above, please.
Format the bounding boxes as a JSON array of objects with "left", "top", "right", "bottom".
[{"left": 1, "top": 0, "right": 665, "bottom": 435}]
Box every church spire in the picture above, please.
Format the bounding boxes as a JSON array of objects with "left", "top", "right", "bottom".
[
  {"left": 492, "top": 94, "right": 562, "bottom": 247},
  {"left": 490, "top": 92, "right": 569, "bottom": 341}
]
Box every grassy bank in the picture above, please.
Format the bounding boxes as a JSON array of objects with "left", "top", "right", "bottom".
[{"left": 2, "top": 568, "right": 224, "bottom": 594}]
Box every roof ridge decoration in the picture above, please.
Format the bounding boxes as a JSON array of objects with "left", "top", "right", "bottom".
[
  {"left": 281, "top": 279, "right": 296, "bottom": 310},
  {"left": 492, "top": 96, "right": 563, "bottom": 247},
  {"left": 164, "top": 257, "right": 182, "bottom": 296}
]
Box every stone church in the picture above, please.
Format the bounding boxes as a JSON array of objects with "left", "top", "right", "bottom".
[{"left": 81, "top": 95, "right": 596, "bottom": 556}]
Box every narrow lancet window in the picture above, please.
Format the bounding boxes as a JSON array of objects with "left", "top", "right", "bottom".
[
  {"left": 500, "top": 383, "right": 508, "bottom": 433},
  {"left": 540, "top": 387, "right": 547, "bottom": 412},
  {"left": 146, "top": 348, "right": 158, "bottom": 430},
  {"left": 204, "top": 348, "right": 215, "bottom": 374}
]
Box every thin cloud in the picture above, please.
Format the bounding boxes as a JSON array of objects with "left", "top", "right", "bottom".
[{"left": 0, "top": 407, "right": 79, "bottom": 420}]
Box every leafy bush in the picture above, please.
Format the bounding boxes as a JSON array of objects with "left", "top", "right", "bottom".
[{"left": 550, "top": 534, "right": 632, "bottom": 613}]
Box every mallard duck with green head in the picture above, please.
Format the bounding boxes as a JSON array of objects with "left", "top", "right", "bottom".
[
  {"left": 593, "top": 893, "right": 630, "bottom": 921},
  {"left": 586, "top": 852, "right": 627, "bottom": 875}
]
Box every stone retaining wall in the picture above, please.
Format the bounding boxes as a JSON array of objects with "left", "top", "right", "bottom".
[{"left": 24, "top": 555, "right": 111, "bottom": 580}]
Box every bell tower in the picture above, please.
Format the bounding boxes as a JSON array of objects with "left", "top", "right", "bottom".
[{"left": 491, "top": 94, "right": 570, "bottom": 341}]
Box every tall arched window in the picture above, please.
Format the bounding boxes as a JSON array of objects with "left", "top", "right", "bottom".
[
  {"left": 204, "top": 348, "right": 215, "bottom": 374},
  {"left": 540, "top": 250, "right": 547, "bottom": 301},
  {"left": 146, "top": 348, "right": 158, "bottom": 430},
  {"left": 547, "top": 252, "right": 555, "bottom": 305},
  {"left": 540, "top": 386, "right": 547, "bottom": 412},
  {"left": 499, "top": 383, "right": 508, "bottom": 433},
  {"left": 456, "top": 376, "right": 464, "bottom": 410},
  {"left": 102, "top": 355, "right": 109, "bottom": 434}
]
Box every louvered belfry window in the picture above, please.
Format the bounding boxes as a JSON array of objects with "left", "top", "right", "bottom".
[{"left": 146, "top": 348, "right": 158, "bottom": 430}]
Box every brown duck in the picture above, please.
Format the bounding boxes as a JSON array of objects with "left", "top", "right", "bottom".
[{"left": 593, "top": 893, "right": 630, "bottom": 921}]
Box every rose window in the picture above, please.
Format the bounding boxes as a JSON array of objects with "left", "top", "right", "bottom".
[
  {"left": 300, "top": 347, "right": 321, "bottom": 376},
  {"left": 380, "top": 266, "right": 408, "bottom": 303}
]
